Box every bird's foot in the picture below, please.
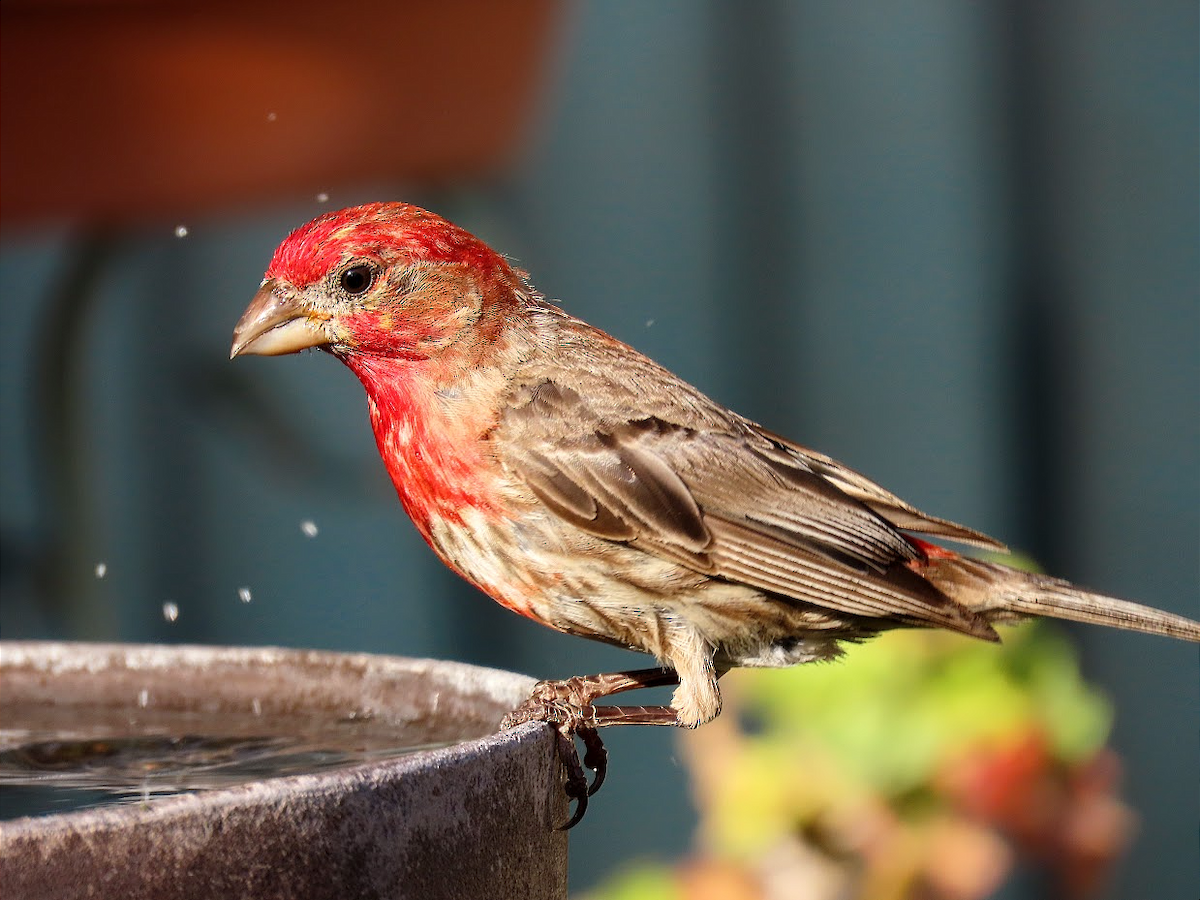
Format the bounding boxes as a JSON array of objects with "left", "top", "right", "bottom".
[
  {"left": 502, "top": 694, "right": 608, "bottom": 830},
  {"left": 501, "top": 669, "right": 686, "bottom": 829}
]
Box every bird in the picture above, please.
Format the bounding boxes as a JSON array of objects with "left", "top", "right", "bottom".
[{"left": 232, "top": 201, "right": 1200, "bottom": 827}]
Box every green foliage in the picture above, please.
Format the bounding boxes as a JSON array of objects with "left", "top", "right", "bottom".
[
  {"left": 582, "top": 862, "right": 682, "bottom": 900},
  {"left": 743, "top": 623, "right": 1111, "bottom": 787}
]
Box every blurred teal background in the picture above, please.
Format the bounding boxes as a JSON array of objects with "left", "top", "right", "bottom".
[{"left": 1, "top": 3, "right": 1195, "bottom": 897}]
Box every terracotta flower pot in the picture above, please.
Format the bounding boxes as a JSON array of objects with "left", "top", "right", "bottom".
[{"left": 0, "top": 1, "right": 561, "bottom": 226}]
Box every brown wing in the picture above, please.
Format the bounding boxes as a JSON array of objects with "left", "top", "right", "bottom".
[
  {"left": 757, "top": 429, "right": 1007, "bottom": 552},
  {"left": 495, "top": 366, "right": 998, "bottom": 640}
]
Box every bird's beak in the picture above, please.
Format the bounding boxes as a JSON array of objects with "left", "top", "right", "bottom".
[{"left": 230, "top": 279, "right": 331, "bottom": 358}]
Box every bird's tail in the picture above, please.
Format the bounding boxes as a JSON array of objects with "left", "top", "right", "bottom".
[{"left": 922, "top": 556, "right": 1200, "bottom": 642}]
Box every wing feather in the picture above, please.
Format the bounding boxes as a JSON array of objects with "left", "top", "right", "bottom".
[
  {"left": 496, "top": 330, "right": 999, "bottom": 640},
  {"left": 759, "top": 429, "right": 1007, "bottom": 551}
]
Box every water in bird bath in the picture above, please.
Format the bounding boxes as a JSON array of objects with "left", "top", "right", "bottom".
[{"left": 0, "top": 699, "right": 456, "bottom": 820}]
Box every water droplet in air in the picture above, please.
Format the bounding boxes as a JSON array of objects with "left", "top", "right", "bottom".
[
  {"left": 138, "top": 689, "right": 150, "bottom": 708},
  {"left": 316, "top": 192, "right": 330, "bottom": 203},
  {"left": 162, "top": 602, "right": 179, "bottom": 623},
  {"left": 174, "top": 225, "right": 189, "bottom": 238},
  {"left": 300, "top": 520, "right": 319, "bottom": 538},
  {"left": 238, "top": 586, "right": 252, "bottom": 604},
  {"left": 266, "top": 111, "right": 278, "bottom": 122},
  {"left": 95, "top": 562, "right": 107, "bottom": 579}
]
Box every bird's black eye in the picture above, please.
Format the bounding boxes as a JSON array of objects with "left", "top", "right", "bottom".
[{"left": 340, "top": 264, "right": 375, "bottom": 295}]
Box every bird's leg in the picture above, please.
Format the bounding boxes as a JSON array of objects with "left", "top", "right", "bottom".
[
  {"left": 500, "top": 668, "right": 683, "bottom": 828},
  {"left": 506, "top": 667, "right": 682, "bottom": 713},
  {"left": 582, "top": 704, "right": 684, "bottom": 726}
]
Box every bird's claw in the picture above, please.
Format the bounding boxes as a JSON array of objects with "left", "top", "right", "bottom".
[
  {"left": 501, "top": 692, "right": 609, "bottom": 829},
  {"left": 579, "top": 726, "right": 608, "bottom": 796},
  {"left": 557, "top": 729, "right": 591, "bottom": 830}
]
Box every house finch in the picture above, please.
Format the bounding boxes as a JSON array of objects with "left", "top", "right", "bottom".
[{"left": 232, "top": 202, "right": 1199, "bottom": 827}]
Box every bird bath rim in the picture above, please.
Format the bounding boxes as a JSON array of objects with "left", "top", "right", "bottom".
[{"left": 0, "top": 641, "right": 567, "bottom": 900}]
